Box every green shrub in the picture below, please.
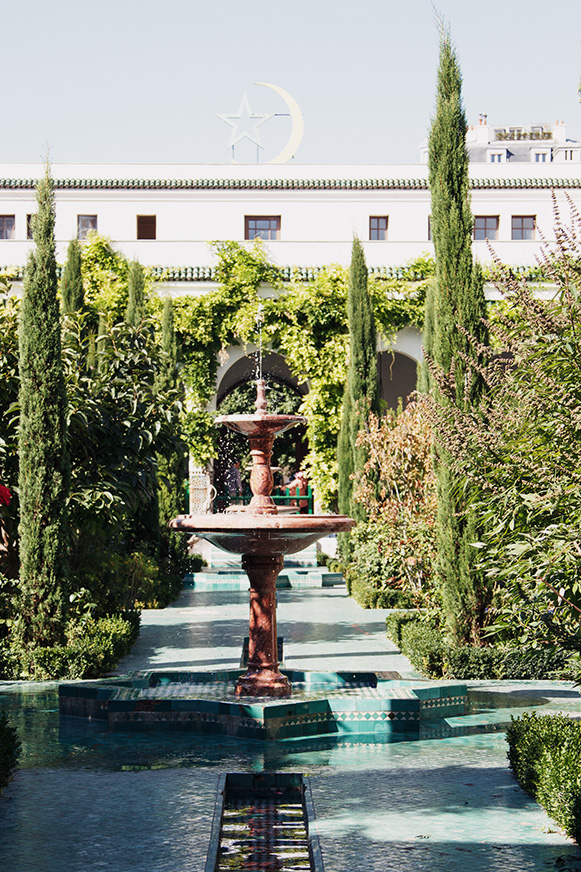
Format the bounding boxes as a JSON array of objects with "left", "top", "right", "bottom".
[
  {"left": 4, "top": 612, "right": 140, "bottom": 680},
  {"left": 386, "top": 610, "right": 424, "bottom": 648},
  {"left": 395, "top": 621, "right": 575, "bottom": 681},
  {"left": 400, "top": 622, "right": 446, "bottom": 678},
  {"left": 189, "top": 553, "right": 206, "bottom": 574},
  {"left": 0, "top": 712, "right": 20, "bottom": 792},
  {"left": 507, "top": 712, "right": 581, "bottom": 843},
  {"left": 344, "top": 523, "right": 426, "bottom": 610},
  {"left": 445, "top": 645, "right": 501, "bottom": 680}
]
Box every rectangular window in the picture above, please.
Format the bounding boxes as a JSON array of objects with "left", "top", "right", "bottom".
[
  {"left": 474, "top": 216, "right": 499, "bottom": 241},
  {"left": 26, "top": 214, "right": 35, "bottom": 239},
  {"left": 369, "top": 216, "right": 388, "bottom": 241},
  {"left": 77, "top": 214, "right": 97, "bottom": 240},
  {"left": 534, "top": 152, "right": 547, "bottom": 162},
  {"left": 511, "top": 215, "right": 536, "bottom": 240},
  {"left": 490, "top": 153, "right": 502, "bottom": 163},
  {"left": 137, "top": 215, "right": 156, "bottom": 240},
  {"left": 245, "top": 216, "right": 280, "bottom": 240},
  {"left": 565, "top": 149, "right": 574, "bottom": 160},
  {"left": 0, "top": 215, "right": 15, "bottom": 239}
]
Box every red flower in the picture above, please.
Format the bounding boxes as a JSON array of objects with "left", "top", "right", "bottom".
[{"left": 0, "top": 484, "right": 11, "bottom": 506}]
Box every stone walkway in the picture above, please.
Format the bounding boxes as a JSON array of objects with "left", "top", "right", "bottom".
[
  {"left": 114, "top": 586, "right": 416, "bottom": 675},
  {"left": 1, "top": 584, "right": 580, "bottom": 872}
]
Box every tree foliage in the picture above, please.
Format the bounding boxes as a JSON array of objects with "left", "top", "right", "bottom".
[
  {"left": 17, "top": 168, "right": 70, "bottom": 647},
  {"left": 422, "top": 27, "right": 490, "bottom": 645},
  {"left": 125, "top": 260, "right": 146, "bottom": 326},
  {"left": 429, "top": 196, "right": 581, "bottom": 652},
  {"left": 337, "top": 238, "right": 379, "bottom": 522},
  {"left": 0, "top": 285, "right": 20, "bottom": 579},
  {"left": 60, "top": 239, "right": 84, "bottom": 314},
  {"left": 347, "top": 399, "right": 438, "bottom": 608}
]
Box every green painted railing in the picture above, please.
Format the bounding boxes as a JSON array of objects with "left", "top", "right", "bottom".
[{"left": 215, "top": 485, "right": 314, "bottom": 514}]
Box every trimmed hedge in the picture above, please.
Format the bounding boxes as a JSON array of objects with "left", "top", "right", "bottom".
[
  {"left": 388, "top": 612, "right": 575, "bottom": 680},
  {"left": 0, "top": 612, "right": 140, "bottom": 680},
  {"left": 507, "top": 712, "right": 581, "bottom": 843},
  {"left": 386, "top": 610, "right": 429, "bottom": 648},
  {"left": 347, "top": 568, "right": 416, "bottom": 609},
  {"left": 0, "top": 713, "right": 20, "bottom": 792}
]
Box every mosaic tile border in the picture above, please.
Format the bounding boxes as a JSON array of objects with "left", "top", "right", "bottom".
[{"left": 59, "top": 670, "right": 467, "bottom": 741}]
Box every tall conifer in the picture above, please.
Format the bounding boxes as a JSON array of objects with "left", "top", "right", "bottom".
[
  {"left": 60, "top": 238, "right": 84, "bottom": 313},
  {"left": 157, "top": 297, "right": 185, "bottom": 527},
  {"left": 17, "top": 167, "right": 70, "bottom": 646},
  {"left": 337, "top": 237, "right": 378, "bottom": 522},
  {"left": 422, "top": 27, "right": 489, "bottom": 644},
  {"left": 125, "top": 260, "right": 145, "bottom": 326}
]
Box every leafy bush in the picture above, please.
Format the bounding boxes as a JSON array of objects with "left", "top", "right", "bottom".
[
  {"left": 2, "top": 613, "right": 140, "bottom": 680},
  {"left": 346, "top": 401, "right": 438, "bottom": 609},
  {"left": 400, "top": 622, "right": 446, "bottom": 678},
  {"left": 395, "top": 619, "right": 575, "bottom": 680},
  {"left": 346, "top": 541, "right": 417, "bottom": 608},
  {"left": 429, "top": 198, "right": 581, "bottom": 651},
  {"left": 0, "top": 712, "right": 20, "bottom": 792},
  {"left": 507, "top": 712, "right": 581, "bottom": 843},
  {"left": 386, "top": 610, "right": 424, "bottom": 648}
]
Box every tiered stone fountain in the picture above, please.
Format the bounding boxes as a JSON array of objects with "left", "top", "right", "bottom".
[
  {"left": 170, "top": 378, "right": 355, "bottom": 699},
  {"left": 59, "top": 378, "right": 467, "bottom": 740}
]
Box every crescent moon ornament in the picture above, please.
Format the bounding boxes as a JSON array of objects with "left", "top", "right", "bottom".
[{"left": 254, "top": 82, "right": 304, "bottom": 164}]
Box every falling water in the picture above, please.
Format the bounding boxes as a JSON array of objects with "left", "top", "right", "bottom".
[{"left": 256, "top": 302, "right": 264, "bottom": 382}]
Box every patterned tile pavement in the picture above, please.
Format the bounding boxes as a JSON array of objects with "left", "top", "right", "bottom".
[{"left": 1, "top": 586, "right": 580, "bottom": 871}]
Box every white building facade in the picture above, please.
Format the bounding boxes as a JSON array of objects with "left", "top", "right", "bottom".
[
  {"left": 1, "top": 122, "right": 580, "bottom": 409},
  {"left": 0, "top": 126, "right": 580, "bottom": 288}
]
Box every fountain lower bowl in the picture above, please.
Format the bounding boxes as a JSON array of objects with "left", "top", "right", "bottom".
[
  {"left": 59, "top": 670, "right": 468, "bottom": 741},
  {"left": 170, "top": 513, "right": 355, "bottom": 555}
]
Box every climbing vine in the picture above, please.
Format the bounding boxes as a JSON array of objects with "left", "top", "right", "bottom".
[
  {"left": 166, "top": 243, "right": 430, "bottom": 504},
  {"left": 62, "top": 235, "right": 433, "bottom": 504}
]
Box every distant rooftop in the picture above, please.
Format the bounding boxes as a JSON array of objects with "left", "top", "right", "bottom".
[{"left": 420, "top": 119, "right": 581, "bottom": 165}]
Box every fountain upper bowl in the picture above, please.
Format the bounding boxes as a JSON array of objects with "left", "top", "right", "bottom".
[
  {"left": 170, "top": 512, "right": 355, "bottom": 555},
  {"left": 214, "top": 412, "right": 306, "bottom": 438}
]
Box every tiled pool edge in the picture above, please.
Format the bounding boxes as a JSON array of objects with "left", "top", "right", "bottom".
[{"left": 59, "top": 670, "right": 467, "bottom": 741}]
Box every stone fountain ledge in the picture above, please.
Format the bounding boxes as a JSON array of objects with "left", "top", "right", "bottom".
[{"left": 59, "top": 670, "right": 467, "bottom": 741}]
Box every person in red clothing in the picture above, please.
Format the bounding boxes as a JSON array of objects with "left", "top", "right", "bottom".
[{"left": 0, "top": 484, "right": 10, "bottom": 506}]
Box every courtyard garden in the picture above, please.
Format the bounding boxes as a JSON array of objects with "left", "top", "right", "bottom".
[{"left": 0, "top": 25, "right": 581, "bottom": 872}]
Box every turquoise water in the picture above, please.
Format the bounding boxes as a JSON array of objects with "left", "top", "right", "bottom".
[{"left": 1, "top": 680, "right": 581, "bottom": 871}]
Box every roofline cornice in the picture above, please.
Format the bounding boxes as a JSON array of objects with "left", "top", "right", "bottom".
[{"left": 0, "top": 176, "right": 580, "bottom": 191}]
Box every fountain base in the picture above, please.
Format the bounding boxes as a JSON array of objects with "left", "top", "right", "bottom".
[
  {"left": 235, "top": 668, "right": 291, "bottom": 698},
  {"left": 59, "top": 670, "right": 468, "bottom": 741}
]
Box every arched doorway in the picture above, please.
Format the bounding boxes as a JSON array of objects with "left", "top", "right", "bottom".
[
  {"left": 216, "top": 351, "right": 307, "bottom": 407},
  {"left": 378, "top": 351, "right": 418, "bottom": 410},
  {"left": 214, "top": 351, "right": 308, "bottom": 509}
]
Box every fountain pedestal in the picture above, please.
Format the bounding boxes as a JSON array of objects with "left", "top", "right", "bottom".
[{"left": 236, "top": 554, "right": 290, "bottom": 697}]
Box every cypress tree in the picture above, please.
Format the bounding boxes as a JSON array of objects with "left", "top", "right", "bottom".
[
  {"left": 125, "top": 260, "right": 145, "bottom": 326},
  {"left": 157, "top": 297, "right": 185, "bottom": 527},
  {"left": 17, "top": 167, "right": 70, "bottom": 646},
  {"left": 422, "top": 27, "right": 489, "bottom": 644},
  {"left": 60, "top": 238, "right": 84, "bottom": 313},
  {"left": 160, "top": 297, "right": 177, "bottom": 388},
  {"left": 337, "top": 237, "right": 379, "bottom": 522}
]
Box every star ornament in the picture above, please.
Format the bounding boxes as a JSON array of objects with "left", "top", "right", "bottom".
[{"left": 217, "top": 94, "right": 274, "bottom": 150}]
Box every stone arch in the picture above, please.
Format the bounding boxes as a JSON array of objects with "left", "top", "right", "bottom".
[
  {"left": 214, "top": 346, "right": 308, "bottom": 410},
  {"left": 377, "top": 327, "right": 422, "bottom": 410},
  {"left": 212, "top": 347, "right": 309, "bottom": 507}
]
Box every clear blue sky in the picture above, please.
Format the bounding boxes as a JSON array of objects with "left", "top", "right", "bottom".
[{"left": 3, "top": 0, "right": 580, "bottom": 166}]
